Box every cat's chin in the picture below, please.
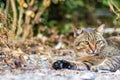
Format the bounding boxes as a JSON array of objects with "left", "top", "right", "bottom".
[
  {"left": 88, "top": 51, "right": 102, "bottom": 56},
  {"left": 89, "top": 53, "right": 100, "bottom": 56}
]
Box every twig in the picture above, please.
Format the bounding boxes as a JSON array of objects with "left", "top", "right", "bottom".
[
  {"left": 16, "top": 5, "right": 24, "bottom": 38},
  {"left": 29, "top": 0, "right": 35, "bottom": 6},
  {"left": 71, "top": 24, "right": 78, "bottom": 37},
  {"left": 109, "top": 0, "right": 120, "bottom": 19},
  {"left": 110, "top": 0, "right": 120, "bottom": 12},
  {"left": 5, "top": 0, "right": 10, "bottom": 17},
  {"left": 10, "top": 0, "right": 17, "bottom": 32},
  {"left": 22, "top": 14, "right": 31, "bottom": 40}
]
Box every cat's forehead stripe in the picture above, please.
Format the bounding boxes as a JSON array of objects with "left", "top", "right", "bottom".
[
  {"left": 88, "top": 32, "right": 104, "bottom": 44},
  {"left": 77, "top": 31, "right": 103, "bottom": 42},
  {"left": 88, "top": 32, "right": 96, "bottom": 41}
]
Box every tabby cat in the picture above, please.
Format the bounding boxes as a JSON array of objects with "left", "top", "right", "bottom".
[{"left": 52, "top": 24, "right": 120, "bottom": 72}]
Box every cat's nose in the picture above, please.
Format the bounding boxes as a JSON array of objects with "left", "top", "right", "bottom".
[
  {"left": 93, "top": 50, "right": 97, "bottom": 53},
  {"left": 90, "top": 50, "right": 98, "bottom": 55},
  {"left": 89, "top": 43, "right": 96, "bottom": 52}
]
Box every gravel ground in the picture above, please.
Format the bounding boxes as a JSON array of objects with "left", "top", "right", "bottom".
[
  {"left": 1, "top": 68, "right": 120, "bottom": 80},
  {"left": 0, "top": 54, "right": 120, "bottom": 80}
]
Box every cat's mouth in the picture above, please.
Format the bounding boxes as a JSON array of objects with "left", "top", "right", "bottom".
[
  {"left": 90, "top": 53, "right": 99, "bottom": 56},
  {"left": 89, "top": 51, "right": 100, "bottom": 56}
]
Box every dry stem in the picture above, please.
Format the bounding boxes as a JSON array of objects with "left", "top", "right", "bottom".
[{"left": 10, "top": 0, "right": 17, "bottom": 32}]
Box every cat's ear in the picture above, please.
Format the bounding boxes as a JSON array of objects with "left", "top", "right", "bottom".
[
  {"left": 74, "top": 29, "right": 86, "bottom": 37},
  {"left": 94, "top": 24, "right": 105, "bottom": 35},
  {"left": 71, "top": 24, "right": 86, "bottom": 37}
]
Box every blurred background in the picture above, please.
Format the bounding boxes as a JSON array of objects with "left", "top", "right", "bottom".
[{"left": 0, "top": 0, "right": 120, "bottom": 47}]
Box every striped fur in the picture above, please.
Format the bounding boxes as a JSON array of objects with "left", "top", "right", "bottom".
[{"left": 53, "top": 26, "right": 120, "bottom": 72}]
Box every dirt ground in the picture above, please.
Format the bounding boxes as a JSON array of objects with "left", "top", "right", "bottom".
[
  {"left": 0, "top": 41, "right": 120, "bottom": 80},
  {"left": 0, "top": 38, "right": 120, "bottom": 80},
  {"left": 0, "top": 53, "right": 120, "bottom": 80}
]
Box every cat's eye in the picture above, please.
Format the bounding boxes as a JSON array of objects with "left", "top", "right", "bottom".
[{"left": 83, "top": 41, "right": 89, "bottom": 45}]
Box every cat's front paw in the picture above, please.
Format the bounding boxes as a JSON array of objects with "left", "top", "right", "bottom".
[
  {"left": 90, "top": 65, "right": 111, "bottom": 72},
  {"left": 52, "top": 60, "right": 73, "bottom": 70}
]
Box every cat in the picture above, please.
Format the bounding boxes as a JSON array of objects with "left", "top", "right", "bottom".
[{"left": 52, "top": 24, "right": 120, "bottom": 72}]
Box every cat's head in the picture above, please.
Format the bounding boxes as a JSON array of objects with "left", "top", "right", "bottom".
[{"left": 74, "top": 24, "right": 107, "bottom": 56}]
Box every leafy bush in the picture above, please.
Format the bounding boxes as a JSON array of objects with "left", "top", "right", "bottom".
[{"left": 0, "top": 0, "right": 120, "bottom": 40}]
